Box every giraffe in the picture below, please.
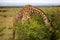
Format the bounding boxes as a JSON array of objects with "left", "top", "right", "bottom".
[
  {"left": 13, "top": 5, "right": 55, "bottom": 40},
  {"left": 14, "top": 5, "right": 54, "bottom": 31}
]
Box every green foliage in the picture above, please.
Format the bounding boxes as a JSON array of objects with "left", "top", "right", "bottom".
[
  {"left": 15, "top": 13, "right": 53, "bottom": 40},
  {"left": 41, "top": 7, "right": 60, "bottom": 40},
  {"left": 14, "top": 7, "right": 60, "bottom": 40}
]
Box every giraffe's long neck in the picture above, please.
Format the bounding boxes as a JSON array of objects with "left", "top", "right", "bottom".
[
  {"left": 31, "top": 7, "right": 50, "bottom": 24},
  {"left": 24, "top": 5, "right": 50, "bottom": 24},
  {"left": 31, "top": 6, "right": 54, "bottom": 31}
]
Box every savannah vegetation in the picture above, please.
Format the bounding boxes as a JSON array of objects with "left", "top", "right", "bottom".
[{"left": 0, "top": 6, "right": 60, "bottom": 40}]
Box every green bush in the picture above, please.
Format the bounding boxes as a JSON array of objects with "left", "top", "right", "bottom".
[{"left": 14, "top": 13, "right": 53, "bottom": 40}]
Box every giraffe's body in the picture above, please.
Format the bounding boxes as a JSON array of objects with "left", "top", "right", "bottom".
[
  {"left": 14, "top": 5, "right": 53, "bottom": 28},
  {"left": 13, "top": 5, "right": 54, "bottom": 40}
]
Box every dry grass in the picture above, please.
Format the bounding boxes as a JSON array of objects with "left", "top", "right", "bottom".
[{"left": 0, "top": 7, "right": 60, "bottom": 40}]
